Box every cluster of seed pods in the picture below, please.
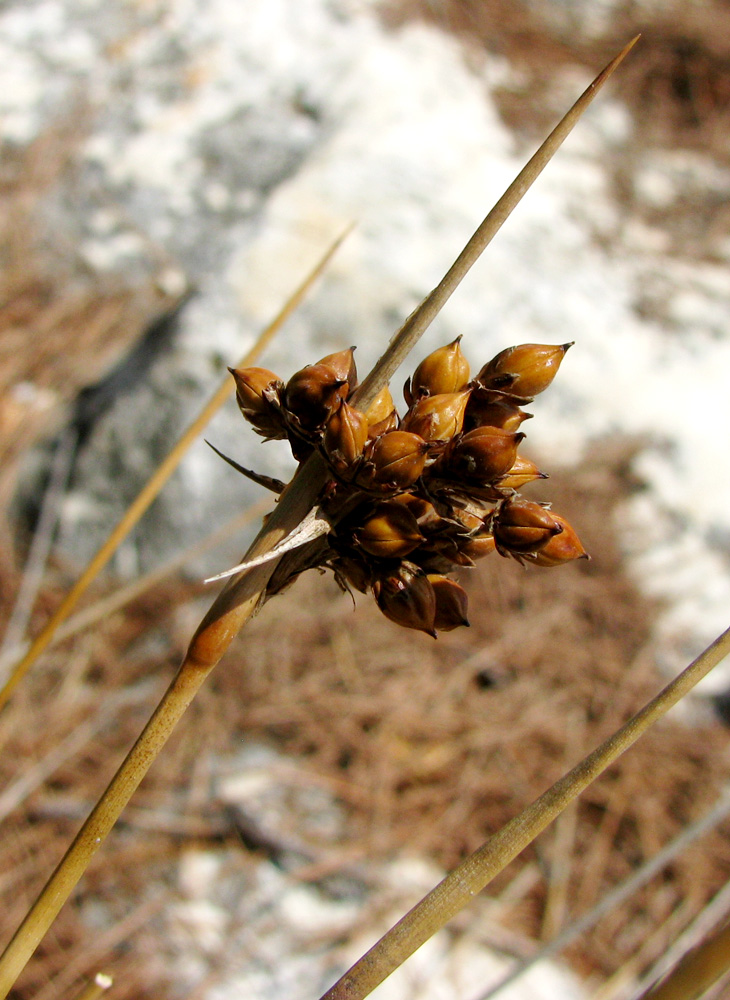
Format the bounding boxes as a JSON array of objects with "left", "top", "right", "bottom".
[{"left": 228, "top": 338, "right": 587, "bottom": 637}]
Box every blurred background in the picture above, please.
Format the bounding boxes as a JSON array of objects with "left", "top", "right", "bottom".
[{"left": 2, "top": 1, "right": 730, "bottom": 998}]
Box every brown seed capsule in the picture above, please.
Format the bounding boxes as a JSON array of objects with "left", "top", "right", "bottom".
[
  {"left": 401, "top": 390, "right": 471, "bottom": 442},
  {"left": 365, "top": 384, "right": 396, "bottom": 425},
  {"left": 392, "top": 492, "right": 440, "bottom": 527},
  {"left": 464, "top": 388, "right": 531, "bottom": 433},
  {"left": 405, "top": 337, "right": 471, "bottom": 405},
  {"left": 317, "top": 346, "right": 357, "bottom": 387},
  {"left": 476, "top": 343, "right": 573, "bottom": 399},
  {"left": 492, "top": 498, "right": 562, "bottom": 556},
  {"left": 373, "top": 563, "right": 437, "bottom": 637},
  {"left": 323, "top": 399, "right": 369, "bottom": 475},
  {"left": 284, "top": 363, "right": 348, "bottom": 433},
  {"left": 451, "top": 508, "right": 483, "bottom": 532},
  {"left": 461, "top": 532, "right": 497, "bottom": 561},
  {"left": 229, "top": 366, "right": 287, "bottom": 438},
  {"left": 427, "top": 574, "right": 470, "bottom": 631},
  {"left": 497, "top": 454, "right": 546, "bottom": 490},
  {"left": 360, "top": 430, "right": 430, "bottom": 491},
  {"left": 442, "top": 426, "right": 524, "bottom": 485},
  {"left": 353, "top": 501, "right": 425, "bottom": 558},
  {"left": 522, "top": 514, "right": 589, "bottom": 567},
  {"left": 365, "top": 385, "right": 399, "bottom": 438}
]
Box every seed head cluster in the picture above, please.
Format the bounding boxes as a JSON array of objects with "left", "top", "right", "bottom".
[{"left": 228, "top": 339, "right": 587, "bottom": 637}]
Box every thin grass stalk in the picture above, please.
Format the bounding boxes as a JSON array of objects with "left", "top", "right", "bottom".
[
  {"left": 0, "top": 42, "right": 637, "bottom": 996},
  {"left": 0, "top": 226, "right": 352, "bottom": 712},
  {"left": 0, "top": 499, "right": 270, "bottom": 672},
  {"left": 479, "top": 786, "right": 730, "bottom": 1000},
  {"left": 636, "top": 919, "right": 730, "bottom": 1000},
  {"left": 319, "top": 626, "right": 730, "bottom": 1000}
]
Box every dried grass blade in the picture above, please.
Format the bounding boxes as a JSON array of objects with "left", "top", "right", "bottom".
[
  {"left": 0, "top": 225, "right": 352, "bottom": 712},
  {"left": 479, "top": 787, "right": 730, "bottom": 999},
  {"left": 319, "top": 625, "right": 730, "bottom": 1000}
]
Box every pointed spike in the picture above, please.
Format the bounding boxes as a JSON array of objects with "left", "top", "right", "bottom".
[
  {"left": 205, "top": 440, "right": 285, "bottom": 493},
  {"left": 351, "top": 37, "right": 640, "bottom": 414}
]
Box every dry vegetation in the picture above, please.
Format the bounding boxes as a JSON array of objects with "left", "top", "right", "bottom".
[{"left": 2, "top": 4, "right": 730, "bottom": 999}]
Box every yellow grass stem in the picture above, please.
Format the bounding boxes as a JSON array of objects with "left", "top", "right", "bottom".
[
  {"left": 0, "top": 226, "right": 352, "bottom": 713},
  {"left": 0, "top": 499, "right": 269, "bottom": 672},
  {"left": 320, "top": 625, "right": 730, "bottom": 1000},
  {"left": 637, "top": 918, "right": 730, "bottom": 1000},
  {"left": 0, "top": 42, "right": 638, "bottom": 996}
]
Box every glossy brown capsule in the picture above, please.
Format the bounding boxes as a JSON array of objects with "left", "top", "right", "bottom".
[
  {"left": 365, "top": 385, "right": 399, "bottom": 438},
  {"left": 353, "top": 501, "right": 425, "bottom": 558},
  {"left": 492, "top": 497, "right": 562, "bottom": 556},
  {"left": 373, "top": 562, "right": 437, "bottom": 637},
  {"left": 401, "top": 390, "right": 471, "bottom": 443},
  {"left": 464, "top": 388, "right": 531, "bottom": 433},
  {"left": 461, "top": 531, "right": 497, "bottom": 561},
  {"left": 283, "top": 363, "right": 348, "bottom": 433},
  {"left": 442, "top": 426, "right": 524, "bottom": 485},
  {"left": 405, "top": 337, "right": 471, "bottom": 405},
  {"left": 497, "top": 454, "right": 546, "bottom": 490},
  {"left": 476, "top": 342, "right": 572, "bottom": 399},
  {"left": 317, "top": 346, "right": 358, "bottom": 386},
  {"left": 360, "top": 430, "right": 430, "bottom": 491},
  {"left": 521, "top": 513, "right": 588, "bottom": 567},
  {"left": 229, "top": 366, "right": 287, "bottom": 438},
  {"left": 323, "top": 399, "right": 369, "bottom": 475},
  {"left": 427, "top": 574, "right": 470, "bottom": 631}
]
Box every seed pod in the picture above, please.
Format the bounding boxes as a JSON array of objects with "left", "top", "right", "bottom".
[
  {"left": 522, "top": 514, "right": 588, "bottom": 567},
  {"left": 451, "top": 508, "right": 483, "bottom": 531},
  {"left": 392, "top": 492, "right": 440, "bottom": 527},
  {"left": 365, "top": 385, "right": 396, "bottom": 425},
  {"left": 323, "top": 399, "right": 369, "bottom": 475},
  {"left": 492, "top": 497, "right": 562, "bottom": 556},
  {"left": 464, "top": 388, "right": 531, "bottom": 433},
  {"left": 353, "top": 501, "right": 425, "bottom": 558},
  {"left": 476, "top": 342, "right": 573, "bottom": 399},
  {"left": 365, "top": 385, "right": 399, "bottom": 438},
  {"left": 317, "top": 346, "right": 357, "bottom": 387},
  {"left": 360, "top": 430, "right": 430, "bottom": 491},
  {"left": 284, "top": 363, "right": 348, "bottom": 433},
  {"left": 442, "top": 426, "right": 524, "bottom": 485},
  {"left": 401, "top": 390, "right": 471, "bottom": 442},
  {"left": 497, "top": 454, "right": 546, "bottom": 490},
  {"left": 229, "top": 366, "right": 287, "bottom": 438},
  {"left": 461, "top": 532, "right": 497, "bottom": 561},
  {"left": 427, "top": 574, "right": 470, "bottom": 630},
  {"left": 405, "top": 337, "right": 470, "bottom": 405},
  {"left": 373, "top": 562, "right": 436, "bottom": 637}
]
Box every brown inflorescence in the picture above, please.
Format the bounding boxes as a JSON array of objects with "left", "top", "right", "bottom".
[{"left": 227, "top": 341, "right": 587, "bottom": 636}]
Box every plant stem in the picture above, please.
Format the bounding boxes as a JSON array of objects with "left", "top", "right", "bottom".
[
  {"left": 0, "top": 453, "right": 327, "bottom": 999},
  {"left": 319, "top": 625, "right": 730, "bottom": 1000}
]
